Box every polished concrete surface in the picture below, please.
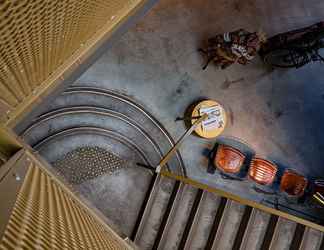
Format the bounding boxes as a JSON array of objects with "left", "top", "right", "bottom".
[
  {"left": 20, "top": 88, "right": 185, "bottom": 237},
  {"left": 75, "top": 0, "right": 324, "bottom": 222}
]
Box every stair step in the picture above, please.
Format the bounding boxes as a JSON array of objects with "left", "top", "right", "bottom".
[
  {"left": 154, "top": 182, "right": 187, "bottom": 250},
  {"left": 205, "top": 197, "right": 228, "bottom": 249},
  {"left": 134, "top": 176, "right": 177, "bottom": 250},
  {"left": 211, "top": 200, "right": 246, "bottom": 250},
  {"left": 178, "top": 188, "right": 204, "bottom": 249},
  {"left": 17, "top": 86, "right": 187, "bottom": 240},
  {"left": 132, "top": 174, "right": 164, "bottom": 241},
  {"left": 290, "top": 224, "right": 306, "bottom": 249},
  {"left": 269, "top": 217, "right": 297, "bottom": 250},
  {"left": 36, "top": 127, "right": 148, "bottom": 165},
  {"left": 299, "top": 228, "right": 323, "bottom": 250},
  {"left": 239, "top": 209, "right": 271, "bottom": 250},
  {"left": 156, "top": 185, "right": 201, "bottom": 250},
  {"left": 19, "top": 86, "right": 184, "bottom": 175},
  {"left": 22, "top": 107, "right": 161, "bottom": 166},
  {"left": 43, "top": 86, "right": 183, "bottom": 173},
  {"left": 183, "top": 191, "right": 222, "bottom": 250}
]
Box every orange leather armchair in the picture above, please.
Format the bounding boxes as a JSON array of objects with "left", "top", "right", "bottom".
[
  {"left": 248, "top": 158, "right": 277, "bottom": 185},
  {"left": 280, "top": 169, "right": 308, "bottom": 197},
  {"left": 214, "top": 144, "right": 245, "bottom": 174}
]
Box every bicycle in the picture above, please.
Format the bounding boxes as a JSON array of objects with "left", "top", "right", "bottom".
[{"left": 260, "top": 22, "right": 324, "bottom": 68}]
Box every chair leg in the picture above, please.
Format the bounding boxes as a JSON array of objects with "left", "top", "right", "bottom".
[
  {"left": 202, "top": 57, "right": 214, "bottom": 70},
  {"left": 198, "top": 48, "right": 207, "bottom": 55}
]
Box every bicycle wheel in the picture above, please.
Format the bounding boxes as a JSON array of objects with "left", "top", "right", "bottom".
[
  {"left": 263, "top": 48, "right": 308, "bottom": 68},
  {"left": 316, "top": 40, "right": 324, "bottom": 60}
]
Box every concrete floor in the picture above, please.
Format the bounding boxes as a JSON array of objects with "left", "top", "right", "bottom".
[{"left": 76, "top": 0, "right": 324, "bottom": 220}]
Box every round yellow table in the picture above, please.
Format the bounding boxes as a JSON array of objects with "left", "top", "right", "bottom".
[{"left": 191, "top": 100, "right": 227, "bottom": 139}]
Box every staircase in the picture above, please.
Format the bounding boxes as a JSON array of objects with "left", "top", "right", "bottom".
[
  {"left": 133, "top": 179, "right": 324, "bottom": 250},
  {"left": 19, "top": 86, "right": 324, "bottom": 250},
  {"left": 20, "top": 86, "right": 184, "bottom": 238}
]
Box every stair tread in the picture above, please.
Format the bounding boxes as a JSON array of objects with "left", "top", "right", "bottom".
[
  {"left": 239, "top": 209, "right": 271, "bottom": 250},
  {"left": 269, "top": 217, "right": 297, "bottom": 250},
  {"left": 212, "top": 200, "right": 246, "bottom": 250},
  {"left": 158, "top": 185, "right": 199, "bottom": 250},
  {"left": 184, "top": 192, "right": 222, "bottom": 250},
  {"left": 21, "top": 87, "right": 184, "bottom": 174},
  {"left": 135, "top": 177, "right": 176, "bottom": 250},
  {"left": 37, "top": 131, "right": 146, "bottom": 164},
  {"left": 48, "top": 88, "right": 178, "bottom": 155},
  {"left": 299, "top": 227, "right": 323, "bottom": 250},
  {"left": 23, "top": 110, "right": 161, "bottom": 165}
]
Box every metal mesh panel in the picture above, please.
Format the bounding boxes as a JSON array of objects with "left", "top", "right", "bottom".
[
  {"left": 0, "top": 0, "right": 141, "bottom": 118},
  {"left": 53, "top": 146, "right": 127, "bottom": 184},
  {"left": 0, "top": 161, "right": 131, "bottom": 249}
]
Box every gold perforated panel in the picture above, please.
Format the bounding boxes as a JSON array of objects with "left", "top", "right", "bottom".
[
  {"left": 0, "top": 0, "right": 142, "bottom": 123},
  {"left": 0, "top": 160, "right": 131, "bottom": 249}
]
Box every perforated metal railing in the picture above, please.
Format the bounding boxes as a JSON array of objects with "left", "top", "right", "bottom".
[
  {"left": 0, "top": 154, "right": 131, "bottom": 249},
  {"left": 0, "top": 0, "right": 143, "bottom": 124}
]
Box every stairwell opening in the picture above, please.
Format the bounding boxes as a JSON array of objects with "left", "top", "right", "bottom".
[{"left": 16, "top": 86, "right": 184, "bottom": 239}]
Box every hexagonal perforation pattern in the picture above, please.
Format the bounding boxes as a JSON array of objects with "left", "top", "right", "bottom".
[
  {"left": 0, "top": 0, "right": 140, "bottom": 109},
  {"left": 53, "top": 146, "right": 128, "bottom": 184}
]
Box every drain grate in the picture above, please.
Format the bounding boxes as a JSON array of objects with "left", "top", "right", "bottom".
[{"left": 53, "top": 146, "right": 127, "bottom": 184}]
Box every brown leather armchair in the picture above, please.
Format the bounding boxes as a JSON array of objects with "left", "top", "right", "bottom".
[
  {"left": 280, "top": 169, "right": 308, "bottom": 197},
  {"left": 214, "top": 144, "right": 245, "bottom": 174},
  {"left": 248, "top": 158, "right": 277, "bottom": 185}
]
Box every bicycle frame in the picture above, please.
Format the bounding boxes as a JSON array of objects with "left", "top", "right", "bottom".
[
  {"left": 287, "top": 41, "right": 324, "bottom": 68},
  {"left": 261, "top": 23, "right": 324, "bottom": 68}
]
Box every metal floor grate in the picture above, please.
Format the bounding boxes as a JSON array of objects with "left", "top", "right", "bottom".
[{"left": 53, "top": 146, "right": 128, "bottom": 184}]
